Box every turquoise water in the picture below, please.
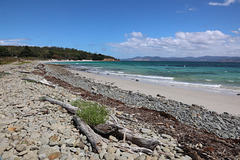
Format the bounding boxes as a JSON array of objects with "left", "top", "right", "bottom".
[{"left": 53, "top": 61, "right": 240, "bottom": 95}]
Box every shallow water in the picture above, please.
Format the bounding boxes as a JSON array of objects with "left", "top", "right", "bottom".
[{"left": 53, "top": 61, "right": 240, "bottom": 95}]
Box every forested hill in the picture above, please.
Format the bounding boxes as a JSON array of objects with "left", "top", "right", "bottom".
[{"left": 0, "top": 45, "right": 118, "bottom": 61}]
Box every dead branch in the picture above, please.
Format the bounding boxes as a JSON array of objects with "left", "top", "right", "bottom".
[
  {"left": 22, "top": 77, "right": 55, "bottom": 88},
  {"left": 73, "top": 115, "right": 109, "bottom": 153},
  {"left": 94, "top": 121, "right": 160, "bottom": 150},
  {"left": 40, "top": 96, "right": 78, "bottom": 114}
]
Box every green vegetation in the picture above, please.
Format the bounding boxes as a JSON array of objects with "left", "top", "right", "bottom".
[
  {"left": 0, "top": 57, "right": 17, "bottom": 65},
  {"left": 0, "top": 72, "right": 10, "bottom": 78},
  {"left": 71, "top": 99, "right": 110, "bottom": 126},
  {"left": 14, "top": 61, "right": 32, "bottom": 65},
  {"left": 0, "top": 45, "right": 117, "bottom": 61}
]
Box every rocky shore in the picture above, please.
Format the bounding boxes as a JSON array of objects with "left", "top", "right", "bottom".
[
  {"left": 0, "top": 62, "right": 193, "bottom": 160},
  {"left": 0, "top": 62, "right": 240, "bottom": 160},
  {"left": 43, "top": 64, "right": 240, "bottom": 140}
]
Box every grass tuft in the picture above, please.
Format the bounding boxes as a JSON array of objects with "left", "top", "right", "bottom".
[{"left": 71, "top": 99, "right": 110, "bottom": 126}]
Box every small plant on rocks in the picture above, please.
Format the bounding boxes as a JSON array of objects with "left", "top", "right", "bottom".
[{"left": 71, "top": 99, "right": 110, "bottom": 126}]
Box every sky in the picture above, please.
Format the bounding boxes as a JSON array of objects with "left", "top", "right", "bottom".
[{"left": 0, "top": 0, "right": 240, "bottom": 59}]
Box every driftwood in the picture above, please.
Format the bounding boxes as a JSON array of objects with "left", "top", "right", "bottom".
[
  {"left": 18, "top": 71, "right": 31, "bottom": 74},
  {"left": 94, "top": 121, "right": 160, "bottom": 150},
  {"left": 41, "top": 96, "right": 78, "bottom": 114},
  {"left": 22, "top": 77, "right": 56, "bottom": 88},
  {"left": 73, "top": 115, "right": 108, "bottom": 153},
  {"left": 41, "top": 97, "right": 158, "bottom": 155},
  {"left": 115, "top": 145, "right": 153, "bottom": 155}
]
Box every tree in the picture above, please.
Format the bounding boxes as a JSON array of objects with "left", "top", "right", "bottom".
[
  {"left": 0, "top": 46, "right": 10, "bottom": 57},
  {"left": 19, "top": 46, "right": 33, "bottom": 57}
]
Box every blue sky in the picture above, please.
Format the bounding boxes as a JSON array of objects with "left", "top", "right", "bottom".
[{"left": 0, "top": 0, "right": 240, "bottom": 58}]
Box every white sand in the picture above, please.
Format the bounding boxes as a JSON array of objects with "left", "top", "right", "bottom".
[{"left": 69, "top": 69, "right": 240, "bottom": 116}]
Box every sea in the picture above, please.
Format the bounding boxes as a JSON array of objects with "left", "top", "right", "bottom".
[{"left": 53, "top": 61, "right": 240, "bottom": 95}]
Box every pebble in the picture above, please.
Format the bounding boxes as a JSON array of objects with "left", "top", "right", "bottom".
[{"left": 104, "top": 152, "right": 116, "bottom": 160}]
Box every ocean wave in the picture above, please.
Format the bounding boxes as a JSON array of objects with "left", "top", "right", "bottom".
[
  {"left": 69, "top": 64, "right": 240, "bottom": 95},
  {"left": 205, "top": 79, "right": 212, "bottom": 82}
]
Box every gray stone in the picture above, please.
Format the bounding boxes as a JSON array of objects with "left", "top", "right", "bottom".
[
  {"left": 104, "top": 152, "right": 116, "bottom": 160},
  {"left": 30, "top": 132, "right": 41, "bottom": 139},
  {"left": 49, "top": 134, "right": 60, "bottom": 146},
  {"left": 70, "top": 147, "right": 77, "bottom": 153},
  {"left": 175, "top": 146, "right": 184, "bottom": 153},
  {"left": 16, "top": 144, "right": 27, "bottom": 152},
  {"left": 182, "top": 155, "right": 192, "bottom": 160},
  {"left": 39, "top": 137, "right": 49, "bottom": 145},
  {"left": 18, "top": 147, "right": 30, "bottom": 156},
  {"left": 161, "top": 134, "right": 172, "bottom": 139},
  {"left": 141, "top": 128, "right": 152, "bottom": 134},
  {"left": 100, "top": 149, "right": 106, "bottom": 159},
  {"left": 64, "top": 137, "right": 76, "bottom": 147},
  {"left": 38, "top": 153, "right": 47, "bottom": 160},
  {"left": 116, "top": 155, "right": 128, "bottom": 160},
  {"left": 121, "top": 152, "right": 138, "bottom": 159},
  {"left": 0, "top": 138, "right": 9, "bottom": 154},
  {"left": 0, "top": 118, "right": 18, "bottom": 125},
  {"left": 115, "top": 148, "right": 121, "bottom": 157},
  {"left": 1, "top": 148, "right": 15, "bottom": 159},
  {"left": 107, "top": 145, "right": 117, "bottom": 154},
  {"left": 135, "top": 155, "right": 146, "bottom": 160},
  {"left": 109, "top": 135, "right": 118, "bottom": 142},
  {"left": 23, "top": 150, "right": 38, "bottom": 159},
  {"left": 38, "top": 145, "right": 60, "bottom": 157},
  {"left": 90, "top": 153, "right": 100, "bottom": 160},
  {"left": 101, "top": 142, "right": 108, "bottom": 149},
  {"left": 49, "top": 119, "right": 57, "bottom": 125}
]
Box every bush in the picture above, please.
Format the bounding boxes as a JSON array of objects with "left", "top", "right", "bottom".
[{"left": 71, "top": 99, "right": 110, "bottom": 126}]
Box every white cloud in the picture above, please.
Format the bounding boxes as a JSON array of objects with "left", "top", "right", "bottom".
[
  {"left": 232, "top": 28, "right": 240, "bottom": 34},
  {"left": 107, "top": 31, "right": 240, "bottom": 57},
  {"left": 209, "top": 0, "right": 236, "bottom": 6},
  {"left": 126, "top": 31, "right": 144, "bottom": 38},
  {"left": 232, "top": 31, "right": 239, "bottom": 34},
  {"left": 0, "top": 38, "right": 28, "bottom": 46},
  {"left": 188, "top": 7, "right": 197, "bottom": 11}
]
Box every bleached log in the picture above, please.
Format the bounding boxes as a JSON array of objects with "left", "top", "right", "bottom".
[
  {"left": 40, "top": 96, "right": 78, "bottom": 114},
  {"left": 94, "top": 121, "right": 160, "bottom": 150},
  {"left": 73, "top": 115, "right": 108, "bottom": 153},
  {"left": 22, "top": 77, "right": 55, "bottom": 88}
]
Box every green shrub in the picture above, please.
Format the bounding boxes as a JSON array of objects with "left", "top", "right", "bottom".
[{"left": 71, "top": 99, "right": 110, "bottom": 126}]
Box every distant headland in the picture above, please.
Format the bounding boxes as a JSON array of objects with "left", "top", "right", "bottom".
[{"left": 123, "top": 56, "right": 240, "bottom": 62}]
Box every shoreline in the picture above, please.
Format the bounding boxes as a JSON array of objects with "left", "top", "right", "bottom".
[
  {"left": 41, "top": 60, "right": 240, "bottom": 115},
  {"left": 68, "top": 68, "right": 240, "bottom": 116},
  {"left": 1, "top": 61, "right": 240, "bottom": 159},
  {"left": 45, "top": 60, "right": 240, "bottom": 96},
  {"left": 43, "top": 63, "right": 240, "bottom": 139}
]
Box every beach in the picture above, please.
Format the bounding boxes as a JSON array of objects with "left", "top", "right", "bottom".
[
  {"left": 69, "top": 68, "right": 240, "bottom": 116},
  {"left": 1, "top": 61, "right": 240, "bottom": 159}
]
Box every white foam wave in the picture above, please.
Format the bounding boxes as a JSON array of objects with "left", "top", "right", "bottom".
[
  {"left": 71, "top": 65, "right": 240, "bottom": 95},
  {"left": 205, "top": 79, "right": 212, "bottom": 82}
]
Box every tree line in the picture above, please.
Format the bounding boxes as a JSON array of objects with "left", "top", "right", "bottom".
[{"left": 0, "top": 45, "right": 117, "bottom": 61}]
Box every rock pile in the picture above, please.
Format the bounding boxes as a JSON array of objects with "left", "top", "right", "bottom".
[
  {"left": 43, "top": 64, "right": 240, "bottom": 140},
  {"left": 0, "top": 62, "right": 191, "bottom": 159}
]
